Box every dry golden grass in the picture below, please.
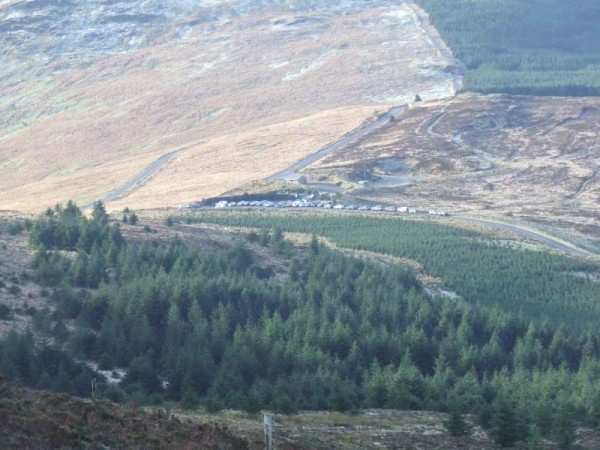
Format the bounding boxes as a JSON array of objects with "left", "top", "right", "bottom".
[
  {"left": 0, "top": 151, "right": 164, "bottom": 211},
  {"left": 0, "top": 2, "right": 461, "bottom": 212},
  {"left": 109, "top": 106, "right": 383, "bottom": 210}
]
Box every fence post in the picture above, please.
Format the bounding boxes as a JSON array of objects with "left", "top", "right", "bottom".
[{"left": 263, "top": 413, "right": 273, "bottom": 450}]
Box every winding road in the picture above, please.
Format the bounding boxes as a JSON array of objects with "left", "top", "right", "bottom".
[
  {"left": 87, "top": 105, "right": 406, "bottom": 210},
  {"left": 266, "top": 106, "right": 405, "bottom": 183},
  {"left": 456, "top": 216, "right": 594, "bottom": 258},
  {"left": 262, "top": 104, "right": 593, "bottom": 258},
  {"left": 82, "top": 104, "right": 593, "bottom": 260}
]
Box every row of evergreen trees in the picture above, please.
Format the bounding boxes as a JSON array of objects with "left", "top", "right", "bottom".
[
  {"left": 415, "top": 0, "right": 600, "bottom": 95},
  {"left": 181, "top": 211, "right": 600, "bottom": 330},
  {"left": 2, "top": 202, "right": 600, "bottom": 448}
]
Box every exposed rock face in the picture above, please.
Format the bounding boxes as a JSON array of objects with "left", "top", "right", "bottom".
[
  {"left": 1, "top": 0, "right": 406, "bottom": 68},
  {"left": 1, "top": 0, "right": 203, "bottom": 76}
]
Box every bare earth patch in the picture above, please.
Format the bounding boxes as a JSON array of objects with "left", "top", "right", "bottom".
[
  {"left": 175, "top": 408, "right": 600, "bottom": 449},
  {"left": 308, "top": 93, "right": 600, "bottom": 242},
  {"left": 0, "top": 222, "right": 46, "bottom": 335}
]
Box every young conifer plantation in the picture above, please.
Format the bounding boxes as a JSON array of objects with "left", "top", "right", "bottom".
[
  {"left": 1, "top": 203, "right": 600, "bottom": 448},
  {"left": 415, "top": 0, "right": 600, "bottom": 95}
]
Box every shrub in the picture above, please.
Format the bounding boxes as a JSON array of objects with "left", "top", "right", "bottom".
[
  {"left": 6, "top": 221, "right": 24, "bottom": 235},
  {"left": 0, "top": 304, "right": 13, "bottom": 320},
  {"left": 8, "top": 285, "right": 21, "bottom": 296}
]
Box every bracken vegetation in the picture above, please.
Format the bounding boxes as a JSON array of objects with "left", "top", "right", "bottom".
[
  {"left": 0, "top": 378, "right": 248, "bottom": 449},
  {"left": 416, "top": 0, "right": 600, "bottom": 95}
]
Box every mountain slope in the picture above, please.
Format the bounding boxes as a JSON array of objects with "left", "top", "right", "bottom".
[{"left": 0, "top": 0, "right": 462, "bottom": 212}]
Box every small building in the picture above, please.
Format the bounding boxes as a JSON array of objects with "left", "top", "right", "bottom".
[{"left": 283, "top": 174, "right": 307, "bottom": 185}]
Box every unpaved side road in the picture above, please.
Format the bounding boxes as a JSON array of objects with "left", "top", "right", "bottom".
[
  {"left": 84, "top": 148, "right": 187, "bottom": 209},
  {"left": 102, "top": 149, "right": 184, "bottom": 203}
]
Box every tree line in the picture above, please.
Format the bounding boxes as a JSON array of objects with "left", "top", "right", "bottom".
[
  {"left": 2, "top": 203, "right": 600, "bottom": 447},
  {"left": 182, "top": 211, "right": 600, "bottom": 330},
  {"left": 415, "top": 0, "right": 600, "bottom": 96}
]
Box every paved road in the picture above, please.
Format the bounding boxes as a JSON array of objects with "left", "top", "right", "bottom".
[
  {"left": 192, "top": 199, "right": 594, "bottom": 258},
  {"left": 457, "top": 216, "right": 594, "bottom": 258},
  {"left": 267, "top": 106, "right": 405, "bottom": 182}
]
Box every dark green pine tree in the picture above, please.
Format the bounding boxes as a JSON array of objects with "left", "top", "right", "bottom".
[
  {"left": 588, "top": 389, "right": 600, "bottom": 430},
  {"left": 444, "top": 407, "right": 471, "bottom": 437},
  {"left": 553, "top": 398, "right": 576, "bottom": 450},
  {"left": 310, "top": 235, "right": 320, "bottom": 255},
  {"left": 71, "top": 251, "right": 89, "bottom": 287},
  {"left": 490, "top": 392, "right": 527, "bottom": 447},
  {"left": 527, "top": 424, "right": 543, "bottom": 450},
  {"left": 91, "top": 201, "right": 109, "bottom": 225},
  {"left": 86, "top": 244, "right": 106, "bottom": 288},
  {"left": 444, "top": 394, "right": 471, "bottom": 437}
]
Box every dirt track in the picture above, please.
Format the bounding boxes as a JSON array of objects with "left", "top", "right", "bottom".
[{"left": 83, "top": 148, "right": 188, "bottom": 209}]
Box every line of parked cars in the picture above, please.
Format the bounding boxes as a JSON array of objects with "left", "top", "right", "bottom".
[{"left": 213, "top": 199, "right": 448, "bottom": 216}]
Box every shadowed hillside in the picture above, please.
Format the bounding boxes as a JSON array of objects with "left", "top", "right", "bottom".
[{"left": 0, "top": 377, "right": 249, "bottom": 449}]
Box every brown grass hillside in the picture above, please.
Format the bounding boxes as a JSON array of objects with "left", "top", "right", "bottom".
[
  {"left": 3, "top": 380, "right": 600, "bottom": 449},
  {"left": 309, "top": 93, "right": 600, "bottom": 243},
  {"left": 0, "top": 379, "right": 250, "bottom": 450},
  {"left": 0, "top": 1, "right": 461, "bottom": 212}
]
